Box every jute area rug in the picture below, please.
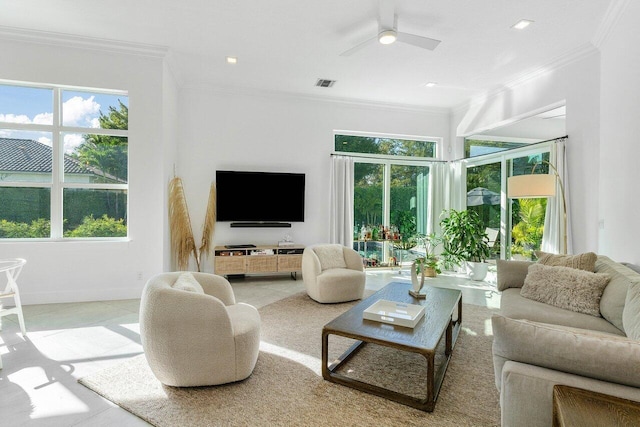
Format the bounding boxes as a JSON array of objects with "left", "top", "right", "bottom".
[{"left": 79, "top": 291, "right": 500, "bottom": 426}]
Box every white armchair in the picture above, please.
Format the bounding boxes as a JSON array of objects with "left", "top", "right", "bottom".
[
  {"left": 302, "top": 244, "right": 366, "bottom": 303},
  {"left": 140, "top": 272, "right": 260, "bottom": 387}
]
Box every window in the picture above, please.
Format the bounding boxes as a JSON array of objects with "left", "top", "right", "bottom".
[
  {"left": 465, "top": 145, "right": 551, "bottom": 260},
  {"left": 0, "top": 82, "right": 128, "bottom": 239},
  {"left": 465, "top": 139, "right": 527, "bottom": 158},
  {"left": 335, "top": 133, "right": 437, "bottom": 267}
]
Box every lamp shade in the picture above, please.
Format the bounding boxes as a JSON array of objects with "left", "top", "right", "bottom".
[{"left": 507, "top": 174, "right": 556, "bottom": 198}]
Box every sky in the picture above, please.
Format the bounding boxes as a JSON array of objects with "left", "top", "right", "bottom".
[{"left": 0, "top": 84, "right": 128, "bottom": 154}]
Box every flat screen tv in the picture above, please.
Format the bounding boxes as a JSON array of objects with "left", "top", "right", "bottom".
[{"left": 216, "top": 170, "right": 305, "bottom": 223}]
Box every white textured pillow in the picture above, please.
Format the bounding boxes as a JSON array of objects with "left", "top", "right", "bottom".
[
  {"left": 521, "top": 263, "right": 610, "bottom": 317},
  {"left": 492, "top": 315, "right": 640, "bottom": 388},
  {"left": 313, "top": 245, "right": 347, "bottom": 270},
  {"left": 623, "top": 282, "right": 640, "bottom": 340},
  {"left": 172, "top": 272, "right": 204, "bottom": 294}
]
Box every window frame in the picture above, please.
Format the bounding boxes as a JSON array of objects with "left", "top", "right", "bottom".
[{"left": 0, "top": 81, "right": 129, "bottom": 241}]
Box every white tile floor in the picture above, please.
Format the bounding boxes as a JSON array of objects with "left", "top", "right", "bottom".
[{"left": 0, "top": 268, "right": 500, "bottom": 426}]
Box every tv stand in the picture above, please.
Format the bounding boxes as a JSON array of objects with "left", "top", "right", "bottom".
[
  {"left": 230, "top": 222, "right": 292, "bottom": 228},
  {"left": 214, "top": 245, "right": 305, "bottom": 280}
]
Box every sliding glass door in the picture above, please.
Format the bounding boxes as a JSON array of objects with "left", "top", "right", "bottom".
[{"left": 465, "top": 145, "right": 552, "bottom": 260}]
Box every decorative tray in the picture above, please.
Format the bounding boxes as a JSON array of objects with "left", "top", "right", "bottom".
[{"left": 363, "top": 299, "right": 425, "bottom": 328}]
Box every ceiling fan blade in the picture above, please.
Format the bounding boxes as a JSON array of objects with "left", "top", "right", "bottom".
[
  {"left": 397, "top": 32, "right": 441, "bottom": 51},
  {"left": 379, "top": 0, "right": 396, "bottom": 30},
  {"left": 339, "top": 36, "right": 377, "bottom": 56}
]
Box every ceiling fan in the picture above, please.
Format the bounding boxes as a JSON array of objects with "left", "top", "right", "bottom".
[{"left": 340, "top": 0, "right": 441, "bottom": 56}]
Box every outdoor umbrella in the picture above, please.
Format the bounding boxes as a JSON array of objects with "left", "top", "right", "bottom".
[{"left": 467, "top": 187, "right": 500, "bottom": 206}]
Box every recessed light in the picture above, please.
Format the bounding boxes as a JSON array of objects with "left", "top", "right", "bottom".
[
  {"left": 226, "top": 56, "right": 238, "bottom": 64},
  {"left": 512, "top": 19, "right": 534, "bottom": 30},
  {"left": 424, "top": 82, "right": 438, "bottom": 88}
]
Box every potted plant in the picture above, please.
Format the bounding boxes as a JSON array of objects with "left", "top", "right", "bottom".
[
  {"left": 414, "top": 233, "right": 442, "bottom": 277},
  {"left": 439, "top": 209, "right": 491, "bottom": 281}
]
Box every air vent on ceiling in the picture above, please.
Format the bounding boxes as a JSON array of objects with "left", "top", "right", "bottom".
[{"left": 315, "top": 79, "right": 336, "bottom": 88}]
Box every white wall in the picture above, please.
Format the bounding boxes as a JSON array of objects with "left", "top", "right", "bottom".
[
  {"left": 0, "top": 38, "right": 172, "bottom": 304},
  {"left": 451, "top": 51, "right": 602, "bottom": 255},
  {"left": 598, "top": 1, "right": 640, "bottom": 263},
  {"left": 177, "top": 88, "right": 450, "bottom": 273}
]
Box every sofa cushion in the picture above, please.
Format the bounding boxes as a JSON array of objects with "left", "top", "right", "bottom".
[
  {"left": 535, "top": 251, "right": 597, "bottom": 271},
  {"left": 313, "top": 245, "right": 347, "bottom": 271},
  {"left": 499, "top": 288, "right": 624, "bottom": 335},
  {"left": 496, "top": 259, "right": 534, "bottom": 291},
  {"left": 596, "top": 255, "right": 640, "bottom": 332},
  {"left": 520, "top": 263, "right": 610, "bottom": 317},
  {"left": 623, "top": 282, "right": 640, "bottom": 340},
  {"left": 491, "top": 315, "right": 640, "bottom": 388},
  {"left": 172, "top": 272, "right": 204, "bottom": 294}
]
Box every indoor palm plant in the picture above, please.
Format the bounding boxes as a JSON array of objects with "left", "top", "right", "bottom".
[{"left": 439, "top": 209, "right": 491, "bottom": 280}]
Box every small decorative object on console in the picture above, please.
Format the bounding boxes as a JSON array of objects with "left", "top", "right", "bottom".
[{"left": 363, "top": 299, "right": 425, "bottom": 328}]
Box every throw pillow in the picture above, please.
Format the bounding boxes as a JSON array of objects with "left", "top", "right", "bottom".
[
  {"left": 496, "top": 259, "right": 535, "bottom": 291},
  {"left": 597, "top": 255, "right": 640, "bottom": 332},
  {"left": 521, "top": 263, "right": 610, "bottom": 317},
  {"left": 491, "top": 315, "right": 640, "bottom": 389},
  {"left": 172, "top": 272, "right": 204, "bottom": 294},
  {"left": 313, "top": 245, "right": 347, "bottom": 270},
  {"left": 623, "top": 282, "right": 640, "bottom": 340},
  {"left": 535, "top": 250, "right": 597, "bottom": 272}
]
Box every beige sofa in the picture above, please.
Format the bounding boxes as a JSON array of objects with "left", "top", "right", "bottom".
[{"left": 492, "top": 255, "right": 640, "bottom": 427}]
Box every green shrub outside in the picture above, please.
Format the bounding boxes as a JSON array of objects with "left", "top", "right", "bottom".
[{"left": 0, "top": 215, "right": 126, "bottom": 238}]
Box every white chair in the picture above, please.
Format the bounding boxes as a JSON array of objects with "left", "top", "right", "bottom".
[
  {"left": 0, "top": 258, "right": 27, "bottom": 370},
  {"left": 139, "top": 271, "right": 261, "bottom": 387},
  {"left": 302, "top": 244, "right": 366, "bottom": 303}
]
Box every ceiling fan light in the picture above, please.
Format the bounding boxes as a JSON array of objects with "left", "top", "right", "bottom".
[{"left": 378, "top": 29, "right": 397, "bottom": 45}]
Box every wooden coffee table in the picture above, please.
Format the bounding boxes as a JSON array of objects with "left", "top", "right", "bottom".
[{"left": 321, "top": 281, "right": 462, "bottom": 411}]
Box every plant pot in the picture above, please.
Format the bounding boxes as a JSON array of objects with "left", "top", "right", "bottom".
[
  {"left": 467, "top": 261, "right": 489, "bottom": 281},
  {"left": 423, "top": 267, "right": 437, "bottom": 278}
]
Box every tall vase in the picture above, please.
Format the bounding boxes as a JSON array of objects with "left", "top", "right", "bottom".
[{"left": 411, "top": 262, "right": 425, "bottom": 292}]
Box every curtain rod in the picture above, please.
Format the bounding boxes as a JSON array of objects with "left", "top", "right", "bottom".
[{"left": 330, "top": 135, "right": 568, "bottom": 163}]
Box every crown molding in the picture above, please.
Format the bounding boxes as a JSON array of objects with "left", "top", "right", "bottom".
[
  {"left": 592, "top": 0, "right": 631, "bottom": 48},
  {"left": 180, "top": 81, "right": 450, "bottom": 115},
  {"left": 0, "top": 26, "right": 168, "bottom": 58},
  {"left": 452, "top": 43, "right": 599, "bottom": 115}
]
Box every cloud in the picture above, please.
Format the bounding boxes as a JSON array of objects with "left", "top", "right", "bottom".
[
  {"left": 0, "top": 113, "right": 31, "bottom": 124},
  {"left": 38, "top": 136, "right": 52, "bottom": 147},
  {"left": 63, "top": 133, "right": 84, "bottom": 154},
  {"left": 63, "top": 96, "right": 101, "bottom": 127}
]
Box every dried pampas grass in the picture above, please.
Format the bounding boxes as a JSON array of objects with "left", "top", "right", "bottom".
[
  {"left": 199, "top": 182, "right": 216, "bottom": 262},
  {"left": 168, "top": 176, "right": 200, "bottom": 271}
]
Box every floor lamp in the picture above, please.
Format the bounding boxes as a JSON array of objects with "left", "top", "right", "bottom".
[{"left": 507, "top": 161, "right": 567, "bottom": 254}]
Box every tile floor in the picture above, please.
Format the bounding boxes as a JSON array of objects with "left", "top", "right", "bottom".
[{"left": 0, "top": 268, "right": 500, "bottom": 426}]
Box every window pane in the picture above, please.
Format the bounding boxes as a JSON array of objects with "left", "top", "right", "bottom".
[
  {"left": 390, "top": 164, "right": 429, "bottom": 263},
  {"left": 353, "top": 163, "right": 383, "bottom": 263},
  {"left": 0, "top": 84, "right": 53, "bottom": 125},
  {"left": 0, "top": 131, "right": 53, "bottom": 182},
  {"left": 465, "top": 139, "right": 527, "bottom": 158},
  {"left": 509, "top": 152, "right": 550, "bottom": 260},
  {"left": 63, "top": 189, "right": 127, "bottom": 237},
  {"left": 63, "top": 133, "right": 128, "bottom": 183},
  {"left": 0, "top": 187, "right": 50, "bottom": 238},
  {"left": 335, "top": 135, "right": 435, "bottom": 158},
  {"left": 62, "top": 90, "right": 128, "bottom": 130},
  {"left": 466, "top": 162, "right": 502, "bottom": 259}
]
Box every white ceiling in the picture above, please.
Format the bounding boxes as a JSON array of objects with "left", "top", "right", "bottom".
[{"left": 0, "top": 0, "right": 613, "bottom": 110}]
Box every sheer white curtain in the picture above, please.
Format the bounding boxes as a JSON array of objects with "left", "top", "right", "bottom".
[
  {"left": 329, "top": 155, "right": 354, "bottom": 246},
  {"left": 428, "top": 162, "right": 448, "bottom": 236},
  {"left": 542, "top": 138, "right": 571, "bottom": 254}
]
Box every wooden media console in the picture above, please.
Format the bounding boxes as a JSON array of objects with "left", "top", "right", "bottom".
[{"left": 213, "top": 245, "right": 305, "bottom": 279}]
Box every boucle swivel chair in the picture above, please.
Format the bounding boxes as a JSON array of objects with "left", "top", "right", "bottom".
[
  {"left": 140, "top": 271, "right": 261, "bottom": 387},
  {"left": 302, "top": 244, "right": 366, "bottom": 303}
]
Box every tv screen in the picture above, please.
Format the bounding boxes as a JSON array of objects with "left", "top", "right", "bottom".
[{"left": 216, "top": 170, "right": 305, "bottom": 222}]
